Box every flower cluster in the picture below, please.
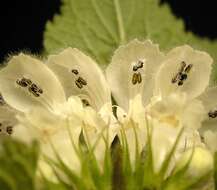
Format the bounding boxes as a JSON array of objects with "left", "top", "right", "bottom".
[{"left": 0, "top": 40, "right": 216, "bottom": 184}]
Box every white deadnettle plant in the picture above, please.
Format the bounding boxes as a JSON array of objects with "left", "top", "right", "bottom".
[
  {"left": 106, "top": 39, "right": 215, "bottom": 174},
  {"left": 0, "top": 50, "right": 117, "bottom": 179},
  {"left": 0, "top": 39, "right": 215, "bottom": 183}
]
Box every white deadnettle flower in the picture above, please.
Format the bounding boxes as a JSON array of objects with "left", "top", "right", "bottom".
[
  {"left": 0, "top": 50, "right": 117, "bottom": 178},
  {"left": 106, "top": 39, "right": 213, "bottom": 172}
]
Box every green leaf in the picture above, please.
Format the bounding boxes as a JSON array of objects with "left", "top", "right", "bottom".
[
  {"left": 44, "top": 0, "right": 217, "bottom": 80},
  {"left": 0, "top": 139, "right": 39, "bottom": 190}
]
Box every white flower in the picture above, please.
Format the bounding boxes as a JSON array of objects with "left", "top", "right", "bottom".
[
  {"left": 0, "top": 50, "right": 117, "bottom": 178},
  {"left": 0, "top": 39, "right": 216, "bottom": 183},
  {"left": 106, "top": 39, "right": 213, "bottom": 172}
]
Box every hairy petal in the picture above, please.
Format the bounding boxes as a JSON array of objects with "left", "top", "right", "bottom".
[
  {"left": 155, "top": 45, "right": 213, "bottom": 100},
  {"left": 0, "top": 54, "right": 66, "bottom": 113},
  {"left": 47, "top": 48, "right": 111, "bottom": 111},
  {"left": 106, "top": 39, "right": 164, "bottom": 111}
]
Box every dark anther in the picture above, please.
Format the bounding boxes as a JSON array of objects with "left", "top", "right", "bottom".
[
  {"left": 77, "top": 77, "right": 87, "bottom": 85},
  {"left": 16, "top": 77, "right": 32, "bottom": 87},
  {"left": 132, "top": 73, "right": 142, "bottom": 85},
  {"left": 178, "top": 81, "right": 183, "bottom": 86},
  {"left": 184, "top": 64, "right": 193, "bottom": 73},
  {"left": 137, "top": 73, "right": 142, "bottom": 83},
  {"left": 137, "top": 60, "right": 144, "bottom": 69},
  {"left": 133, "top": 60, "right": 144, "bottom": 71},
  {"left": 179, "top": 61, "right": 186, "bottom": 73},
  {"left": 208, "top": 110, "right": 217, "bottom": 118},
  {"left": 180, "top": 73, "right": 188, "bottom": 81},
  {"left": 82, "top": 99, "right": 90, "bottom": 106},
  {"left": 75, "top": 80, "right": 83, "bottom": 89},
  {"left": 132, "top": 73, "right": 138, "bottom": 85},
  {"left": 28, "top": 83, "right": 42, "bottom": 97},
  {"left": 172, "top": 62, "right": 193, "bottom": 86},
  {"left": 133, "top": 65, "right": 138, "bottom": 72},
  {"left": 6, "top": 126, "right": 13, "bottom": 135},
  {"left": 29, "top": 84, "right": 38, "bottom": 93},
  {"left": 38, "top": 88, "right": 43, "bottom": 94},
  {"left": 71, "top": 69, "right": 79, "bottom": 75},
  {"left": 171, "top": 72, "right": 181, "bottom": 84}
]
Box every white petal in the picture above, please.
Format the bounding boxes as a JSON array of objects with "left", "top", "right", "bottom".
[
  {"left": 198, "top": 90, "right": 217, "bottom": 149},
  {"left": 13, "top": 113, "right": 81, "bottom": 175},
  {"left": 0, "top": 92, "right": 18, "bottom": 138},
  {"left": 116, "top": 106, "right": 128, "bottom": 123},
  {"left": 38, "top": 127, "right": 81, "bottom": 181},
  {"left": 121, "top": 124, "right": 147, "bottom": 165},
  {"left": 151, "top": 123, "right": 178, "bottom": 172},
  {"left": 203, "top": 130, "right": 217, "bottom": 153},
  {"left": 199, "top": 119, "right": 217, "bottom": 147},
  {"left": 116, "top": 95, "right": 147, "bottom": 128},
  {"left": 14, "top": 97, "right": 83, "bottom": 146},
  {"left": 47, "top": 48, "right": 111, "bottom": 111},
  {"left": 155, "top": 45, "right": 213, "bottom": 99},
  {"left": 106, "top": 39, "right": 164, "bottom": 111},
  {"left": 0, "top": 105, "right": 17, "bottom": 138},
  {"left": 82, "top": 108, "right": 118, "bottom": 167},
  {"left": 181, "top": 99, "right": 206, "bottom": 130},
  {"left": 199, "top": 87, "right": 217, "bottom": 115},
  {"left": 0, "top": 54, "right": 66, "bottom": 113},
  {"left": 151, "top": 122, "right": 203, "bottom": 173},
  {"left": 149, "top": 93, "right": 206, "bottom": 129},
  {"left": 45, "top": 128, "right": 81, "bottom": 173}
]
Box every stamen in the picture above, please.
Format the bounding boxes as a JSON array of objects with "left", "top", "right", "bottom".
[
  {"left": 6, "top": 126, "right": 13, "bottom": 135},
  {"left": 77, "top": 77, "right": 87, "bottom": 86},
  {"left": 75, "top": 80, "right": 83, "bottom": 89},
  {"left": 71, "top": 69, "right": 79, "bottom": 75},
  {"left": 137, "top": 73, "right": 142, "bottom": 83},
  {"left": 82, "top": 99, "right": 90, "bottom": 107},
  {"left": 184, "top": 64, "right": 193, "bottom": 73},
  {"left": 179, "top": 61, "right": 186, "bottom": 73},
  {"left": 171, "top": 61, "right": 193, "bottom": 86},
  {"left": 28, "top": 83, "right": 43, "bottom": 97},
  {"left": 200, "top": 135, "right": 205, "bottom": 143},
  {"left": 133, "top": 60, "right": 144, "bottom": 71},
  {"left": 74, "top": 74, "right": 87, "bottom": 89},
  {"left": 132, "top": 73, "right": 142, "bottom": 85},
  {"left": 16, "top": 77, "right": 32, "bottom": 87},
  {"left": 208, "top": 110, "right": 217, "bottom": 118},
  {"left": 0, "top": 124, "right": 13, "bottom": 135},
  {"left": 132, "top": 73, "right": 138, "bottom": 85},
  {"left": 178, "top": 81, "right": 183, "bottom": 86},
  {"left": 171, "top": 72, "right": 181, "bottom": 83},
  {"left": 179, "top": 73, "right": 188, "bottom": 81},
  {"left": 133, "top": 66, "right": 138, "bottom": 72},
  {"left": 16, "top": 77, "right": 43, "bottom": 97}
]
